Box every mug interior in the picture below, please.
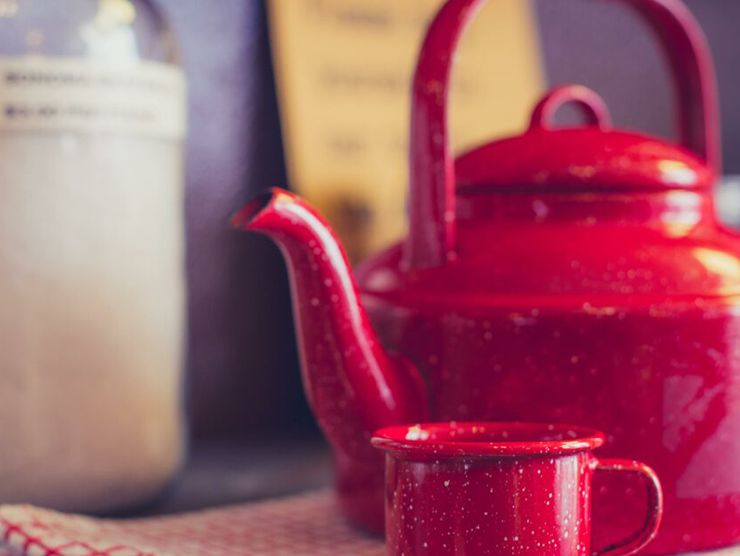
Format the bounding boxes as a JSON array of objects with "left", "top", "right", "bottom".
[{"left": 372, "top": 422, "right": 605, "bottom": 459}]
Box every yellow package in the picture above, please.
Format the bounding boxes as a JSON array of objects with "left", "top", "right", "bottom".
[{"left": 268, "top": 0, "right": 543, "bottom": 261}]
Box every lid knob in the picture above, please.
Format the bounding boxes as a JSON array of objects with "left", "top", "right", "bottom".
[{"left": 529, "top": 85, "right": 612, "bottom": 132}]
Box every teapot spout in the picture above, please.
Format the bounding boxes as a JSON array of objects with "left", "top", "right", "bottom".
[{"left": 233, "top": 189, "right": 428, "bottom": 460}]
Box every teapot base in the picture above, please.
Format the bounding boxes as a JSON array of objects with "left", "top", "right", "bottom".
[{"left": 335, "top": 455, "right": 384, "bottom": 536}]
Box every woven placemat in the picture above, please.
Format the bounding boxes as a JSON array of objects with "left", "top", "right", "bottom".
[
  {"left": 0, "top": 490, "right": 382, "bottom": 556},
  {"left": 0, "top": 490, "right": 737, "bottom": 555}
]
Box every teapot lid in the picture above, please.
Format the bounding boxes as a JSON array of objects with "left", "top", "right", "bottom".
[
  {"left": 456, "top": 85, "right": 715, "bottom": 194},
  {"left": 406, "top": 0, "right": 720, "bottom": 270}
]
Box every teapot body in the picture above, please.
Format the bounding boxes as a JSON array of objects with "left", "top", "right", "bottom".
[
  {"left": 362, "top": 297, "right": 740, "bottom": 554},
  {"left": 356, "top": 190, "right": 740, "bottom": 554}
]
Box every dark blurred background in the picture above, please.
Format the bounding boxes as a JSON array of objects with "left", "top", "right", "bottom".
[{"left": 156, "top": 0, "right": 740, "bottom": 441}]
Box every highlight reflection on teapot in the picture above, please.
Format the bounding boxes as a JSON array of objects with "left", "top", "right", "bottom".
[{"left": 235, "top": 0, "right": 737, "bottom": 553}]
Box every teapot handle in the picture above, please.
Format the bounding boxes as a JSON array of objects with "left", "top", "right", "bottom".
[{"left": 406, "top": 0, "right": 721, "bottom": 269}]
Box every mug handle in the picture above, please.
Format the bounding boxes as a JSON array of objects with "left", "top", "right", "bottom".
[{"left": 593, "top": 459, "right": 664, "bottom": 556}]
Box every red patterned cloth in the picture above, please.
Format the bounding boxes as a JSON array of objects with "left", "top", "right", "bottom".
[
  {"left": 0, "top": 490, "right": 384, "bottom": 556},
  {"left": 0, "top": 490, "right": 739, "bottom": 555}
]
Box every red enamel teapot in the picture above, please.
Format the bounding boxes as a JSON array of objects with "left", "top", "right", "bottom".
[{"left": 235, "top": 0, "right": 736, "bottom": 553}]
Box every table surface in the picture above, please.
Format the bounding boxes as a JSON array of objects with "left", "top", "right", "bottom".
[{"left": 136, "top": 434, "right": 333, "bottom": 517}]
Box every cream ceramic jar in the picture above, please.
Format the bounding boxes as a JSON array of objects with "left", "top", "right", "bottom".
[{"left": 0, "top": 0, "right": 186, "bottom": 512}]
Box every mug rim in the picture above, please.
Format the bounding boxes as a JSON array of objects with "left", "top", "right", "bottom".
[{"left": 371, "top": 422, "right": 606, "bottom": 459}]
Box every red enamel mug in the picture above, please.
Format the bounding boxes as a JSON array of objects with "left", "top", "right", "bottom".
[{"left": 372, "top": 423, "right": 663, "bottom": 556}]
